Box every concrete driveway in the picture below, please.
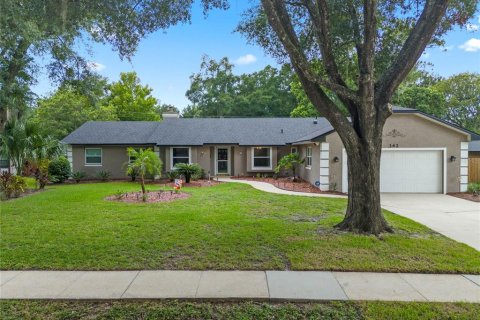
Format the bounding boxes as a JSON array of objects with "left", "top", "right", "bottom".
[{"left": 381, "top": 194, "right": 480, "bottom": 251}]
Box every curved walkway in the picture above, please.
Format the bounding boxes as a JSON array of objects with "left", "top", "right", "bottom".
[{"left": 217, "top": 177, "right": 346, "bottom": 198}]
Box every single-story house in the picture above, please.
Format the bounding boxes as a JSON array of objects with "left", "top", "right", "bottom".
[{"left": 63, "top": 107, "right": 476, "bottom": 194}]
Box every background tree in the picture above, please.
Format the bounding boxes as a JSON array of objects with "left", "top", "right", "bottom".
[
  {"left": 434, "top": 73, "right": 480, "bottom": 132},
  {"left": 184, "top": 56, "right": 296, "bottom": 117},
  {"left": 106, "top": 72, "right": 160, "bottom": 121},
  {"left": 126, "top": 148, "right": 162, "bottom": 200},
  {"left": 185, "top": 56, "right": 237, "bottom": 117},
  {"left": 238, "top": 0, "right": 477, "bottom": 234},
  {"left": 1, "top": 0, "right": 229, "bottom": 126},
  {"left": 394, "top": 72, "right": 480, "bottom": 132},
  {"left": 33, "top": 75, "right": 116, "bottom": 139}
]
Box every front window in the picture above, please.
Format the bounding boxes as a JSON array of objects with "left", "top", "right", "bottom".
[
  {"left": 172, "top": 147, "right": 190, "bottom": 167},
  {"left": 85, "top": 148, "right": 102, "bottom": 165},
  {"left": 306, "top": 147, "right": 312, "bottom": 168},
  {"left": 252, "top": 147, "right": 272, "bottom": 169}
]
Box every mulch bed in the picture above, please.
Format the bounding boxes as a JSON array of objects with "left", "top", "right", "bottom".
[
  {"left": 105, "top": 190, "right": 190, "bottom": 203},
  {"left": 448, "top": 192, "right": 480, "bottom": 202},
  {"left": 231, "top": 176, "right": 344, "bottom": 195},
  {"left": 156, "top": 179, "right": 221, "bottom": 188}
]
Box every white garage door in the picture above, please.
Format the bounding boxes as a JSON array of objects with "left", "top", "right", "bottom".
[
  {"left": 342, "top": 149, "right": 444, "bottom": 193},
  {"left": 380, "top": 149, "right": 443, "bottom": 193}
]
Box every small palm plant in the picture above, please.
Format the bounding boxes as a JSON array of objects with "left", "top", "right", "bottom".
[
  {"left": 126, "top": 148, "right": 163, "bottom": 200},
  {"left": 174, "top": 163, "right": 201, "bottom": 183},
  {"left": 275, "top": 153, "right": 305, "bottom": 182}
]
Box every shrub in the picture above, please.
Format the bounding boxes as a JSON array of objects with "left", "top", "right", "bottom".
[
  {"left": 166, "top": 171, "right": 179, "bottom": 182},
  {"left": 0, "top": 172, "right": 27, "bottom": 199},
  {"left": 173, "top": 163, "right": 202, "bottom": 183},
  {"left": 467, "top": 182, "right": 480, "bottom": 196},
  {"left": 96, "top": 170, "right": 111, "bottom": 182},
  {"left": 72, "top": 171, "right": 86, "bottom": 183},
  {"left": 275, "top": 153, "right": 304, "bottom": 182},
  {"left": 34, "top": 159, "right": 50, "bottom": 189},
  {"left": 48, "top": 157, "right": 71, "bottom": 183},
  {"left": 192, "top": 168, "right": 205, "bottom": 181},
  {"left": 114, "top": 190, "right": 125, "bottom": 200}
]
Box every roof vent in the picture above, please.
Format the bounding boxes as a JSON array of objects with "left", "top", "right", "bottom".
[
  {"left": 313, "top": 118, "right": 318, "bottom": 124},
  {"left": 281, "top": 129, "right": 284, "bottom": 134}
]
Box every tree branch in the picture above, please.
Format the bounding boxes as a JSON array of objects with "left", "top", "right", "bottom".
[
  {"left": 375, "top": 0, "right": 449, "bottom": 108},
  {"left": 261, "top": 0, "right": 359, "bottom": 103},
  {"left": 303, "top": 0, "right": 345, "bottom": 86},
  {"left": 261, "top": 0, "right": 357, "bottom": 146}
]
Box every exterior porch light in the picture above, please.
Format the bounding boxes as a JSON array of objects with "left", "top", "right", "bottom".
[
  {"left": 450, "top": 155, "right": 456, "bottom": 162},
  {"left": 333, "top": 156, "right": 340, "bottom": 163}
]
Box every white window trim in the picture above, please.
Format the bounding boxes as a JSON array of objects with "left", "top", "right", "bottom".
[
  {"left": 214, "top": 146, "right": 231, "bottom": 175},
  {"left": 251, "top": 147, "right": 273, "bottom": 170},
  {"left": 306, "top": 146, "right": 313, "bottom": 169},
  {"left": 85, "top": 148, "right": 102, "bottom": 166},
  {"left": 170, "top": 146, "right": 191, "bottom": 169}
]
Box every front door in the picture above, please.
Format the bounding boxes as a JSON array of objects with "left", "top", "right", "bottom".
[{"left": 216, "top": 147, "right": 230, "bottom": 175}]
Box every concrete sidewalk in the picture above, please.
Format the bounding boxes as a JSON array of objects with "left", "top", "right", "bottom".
[{"left": 1, "top": 270, "right": 479, "bottom": 302}]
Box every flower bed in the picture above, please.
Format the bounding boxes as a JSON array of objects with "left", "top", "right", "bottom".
[
  {"left": 105, "top": 190, "right": 190, "bottom": 203},
  {"left": 231, "top": 176, "right": 344, "bottom": 195},
  {"left": 448, "top": 192, "right": 480, "bottom": 203}
]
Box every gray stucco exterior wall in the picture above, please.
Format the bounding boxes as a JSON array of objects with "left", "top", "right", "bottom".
[
  {"left": 325, "top": 113, "right": 468, "bottom": 193},
  {"left": 71, "top": 145, "right": 155, "bottom": 179}
]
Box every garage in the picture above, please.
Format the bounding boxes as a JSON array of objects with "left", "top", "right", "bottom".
[
  {"left": 342, "top": 148, "right": 445, "bottom": 193},
  {"left": 380, "top": 149, "right": 444, "bottom": 193}
]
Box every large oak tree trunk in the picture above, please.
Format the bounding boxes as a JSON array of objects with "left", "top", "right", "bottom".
[{"left": 336, "top": 135, "right": 392, "bottom": 234}]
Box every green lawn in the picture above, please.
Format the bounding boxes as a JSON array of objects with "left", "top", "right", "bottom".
[
  {"left": 1, "top": 182, "right": 479, "bottom": 272},
  {"left": 1, "top": 301, "right": 479, "bottom": 320}
]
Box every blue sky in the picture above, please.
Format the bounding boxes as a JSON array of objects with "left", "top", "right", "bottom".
[{"left": 32, "top": 1, "right": 480, "bottom": 110}]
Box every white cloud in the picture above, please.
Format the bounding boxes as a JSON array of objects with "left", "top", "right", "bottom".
[
  {"left": 459, "top": 38, "right": 480, "bottom": 52},
  {"left": 234, "top": 54, "right": 257, "bottom": 65},
  {"left": 466, "top": 23, "right": 479, "bottom": 32},
  {"left": 87, "top": 61, "right": 106, "bottom": 72}
]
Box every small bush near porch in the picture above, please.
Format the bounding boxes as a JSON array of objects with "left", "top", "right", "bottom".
[{"left": 1, "top": 182, "right": 479, "bottom": 273}]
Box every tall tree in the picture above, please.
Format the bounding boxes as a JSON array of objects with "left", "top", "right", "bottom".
[
  {"left": 1, "top": 0, "right": 229, "bottom": 126},
  {"left": 106, "top": 72, "right": 160, "bottom": 121},
  {"left": 33, "top": 78, "right": 117, "bottom": 140},
  {"left": 238, "top": 0, "right": 477, "bottom": 234},
  {"left": 184, "top": 56, "right": 296, "bottom": 117},
  {"left": 434, "top": 73, "right": 480, "bottom": 132},
  {"left": 185, "top": 56, "right": 237, "bottom": 117}
]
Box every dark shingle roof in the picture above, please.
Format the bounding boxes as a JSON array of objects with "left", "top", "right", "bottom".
[
  {"left": 149, "top": 118, "right": 333, "bottom": 146},
  {"left": 62, "top": 106, "right": 476, "bottom": 146},
  {"left": 62, "top": 121, "right": 159, "bottom": 145}
]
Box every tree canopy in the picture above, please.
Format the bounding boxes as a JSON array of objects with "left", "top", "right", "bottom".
[
  {"left": 183, "top": 56, "right": 296, "bottom": 117},
  {"left": 106, "top": 72, "right": 160, "bottom": 121},
  {"left": 1, "top": 0, "right": 229, "bottom": 125},
  {"left": 237, "top": 0, "right": 477, "bottom": 234}
]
